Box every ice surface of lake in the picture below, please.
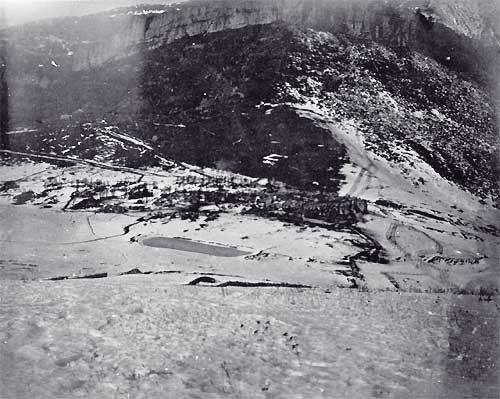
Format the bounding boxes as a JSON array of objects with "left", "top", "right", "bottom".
[{"left": 141, "top": 236, "right": 250, "bottom": 257}]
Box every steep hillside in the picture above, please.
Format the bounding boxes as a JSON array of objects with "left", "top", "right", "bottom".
[{"left": 4, "top": 20, "right": 498, "bottom": 201}]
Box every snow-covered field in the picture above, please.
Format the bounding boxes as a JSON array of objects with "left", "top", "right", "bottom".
[
  {"left": 2, "top": 278, "right": 498, "bottom": 399},
  {"left": 1, "top": 158, "right": 498, "bottom": 292},
  {"left": 1, "top": 155, "right": 499, "bottom": 398},
  {"left": 0, "top": 201, "right": 358, "bottom": 288}
]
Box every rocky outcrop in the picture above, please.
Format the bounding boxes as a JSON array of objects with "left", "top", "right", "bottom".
[
  {"left": 424, "top": 0, "right": 500, "bottom": 46},
  {"left": 72, "top": 1, "right": 283, "bottom": 70},
  {"left": 302, "top": 196, "right": 369, "bottom": 224},
  {"left": 25, "top": 0, "right": 494, "bottom": 84},
  {"left": 72, "top": 0, "right": 417, "bottom": 70}
]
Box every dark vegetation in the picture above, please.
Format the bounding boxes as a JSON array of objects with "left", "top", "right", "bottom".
[
  {"left": 12, "top": 190, "right": 35, "bottom": 205},
  {"left": 7, "top": 24, "right": 349, "bottom": 192},
  {"left": 0, "top": 180, "right": 19, "bottom": 192},
  {"left": 129, "top": 24, "right": 348, "bottom": 191},
  {"left": 54, "top": 171, "right": 369, "bottom": 226}
]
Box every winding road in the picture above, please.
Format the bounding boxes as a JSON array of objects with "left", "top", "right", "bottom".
[{"left": 385, "top": 221, "right": 462, "bottom": 288}]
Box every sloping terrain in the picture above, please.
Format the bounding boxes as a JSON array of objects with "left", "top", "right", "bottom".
[
  {"left": 1, "top": 279, "right": 498, "bottom": 399},
  {"left": 1, "top": 1, "right": 500, "bottom": 398},
  {"left": 4, "top": 19, "right": 498, "bottom": 198}
]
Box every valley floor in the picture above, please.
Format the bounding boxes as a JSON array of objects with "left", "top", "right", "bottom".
[{"left": 1, "top": 161, "right": 499, "bottom": 398}]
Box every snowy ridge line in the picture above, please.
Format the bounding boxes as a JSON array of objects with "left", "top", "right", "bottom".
[
  {"left": 178, "top": 162, "right": 213, "bottom": 179},
  {"left": 101, "top": 130, "right": 156, "bottom": 152},
  {"left": 99, "top": 129, "right": 213, "bottom": 179},
  {"left": 6, "top": 128, "right": 38, "bottom": 135},
  {"left": 0, "top": 150, "right": 172, "bottom": 178}
]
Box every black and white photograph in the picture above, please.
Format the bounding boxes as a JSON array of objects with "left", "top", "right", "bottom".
[{"left": 0, "top": 0, "right": 499, "bottom": 397}]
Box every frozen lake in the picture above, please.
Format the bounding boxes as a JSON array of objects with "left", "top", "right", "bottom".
[{"left": 141, "top": 236, "right": 250, "bottom": 257}]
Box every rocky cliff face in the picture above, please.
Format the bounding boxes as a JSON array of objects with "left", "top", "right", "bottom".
[
  {"left": 425, "top": 0, "right": 500, "bottom": 45},
  {"left": 5, "top": 0, "right": 498, "bottom": 83},
  {"left": 72, "top": 1, "right": 280, "bottom": 70},
  {"left": 73, "top": 0, "right": 500, "bottom": 79}
]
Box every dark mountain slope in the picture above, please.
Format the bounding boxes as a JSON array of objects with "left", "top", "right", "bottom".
[
  {"left": 6, "top": 20, "right": 497, "bottom": 200},
  {"left": 8, "top": 24, "right": 350, "bottom": 191},
  {"left": 154, "top": 25, "right": 498, "bottom": 202},
  {"left": 134, "top": 24, "right": 348, "bottom": 190},
  {"left": 134, "top": 23, "right": 499, "bottom": 200}
]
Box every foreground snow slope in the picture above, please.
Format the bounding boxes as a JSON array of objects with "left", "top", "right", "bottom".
[{"left": 1, "top": 278, "right": 498, "bottom": 399}]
